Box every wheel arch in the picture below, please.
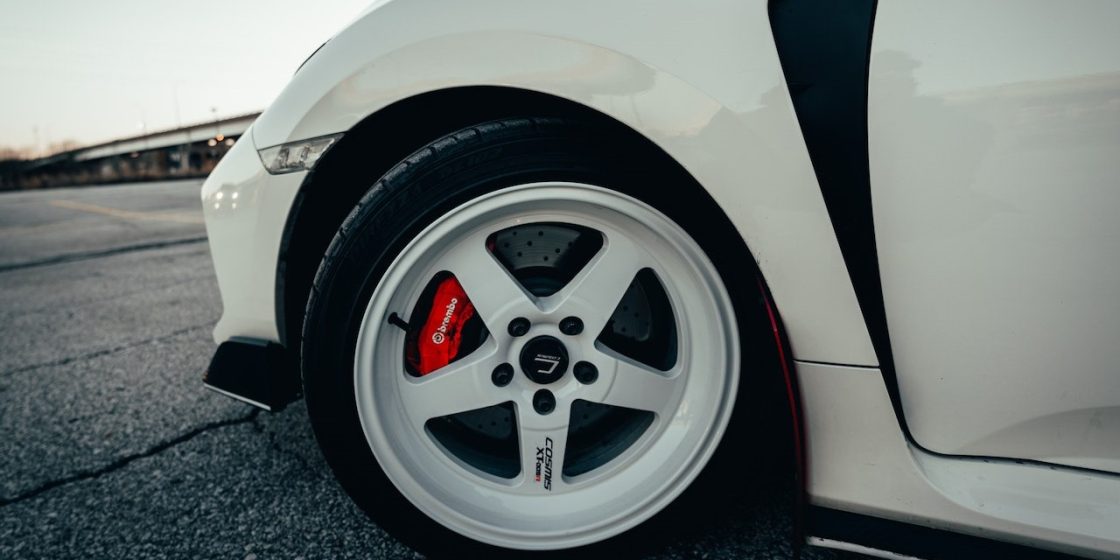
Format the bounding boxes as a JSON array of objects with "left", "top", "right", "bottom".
[
  {"left": 259, "top": 16, "right": 875, "bottom": 366},
  {"left": 275, "top": 85, "right": 740, "bottom": 351}
]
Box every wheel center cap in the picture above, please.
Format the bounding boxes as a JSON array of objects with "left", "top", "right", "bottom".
[{"left": 519, "top": 336, "right": 569, "bottom": 384}]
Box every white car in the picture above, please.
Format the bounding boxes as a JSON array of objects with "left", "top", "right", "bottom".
[{"left": 199, "top": 1, "right": 1120, "bottom": 557}]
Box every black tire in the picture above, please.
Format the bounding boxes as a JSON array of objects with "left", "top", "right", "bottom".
[{"left": 301, "top": 118, "right": 790, "bottom": 558}]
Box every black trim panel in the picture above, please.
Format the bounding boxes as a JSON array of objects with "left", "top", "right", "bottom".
[
  {"left": 768, "top": 2, "right": 891, "bottom": 365},
  {"left": 808, "top": 507, "right": 1090, "bottom": 560},
  {"left": 203, "top": 338, "right": 300, "bottom": 411},
  {"left": 768, "top": 0, "right": 905, "bottom": 419}
]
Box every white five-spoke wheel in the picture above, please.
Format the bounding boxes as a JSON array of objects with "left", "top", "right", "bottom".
[
  {"left": 354, "top": 183, "right": 738, "bottom": 549},
  {"left": 301, "top": 119, "right": 752, "bottom": 557}
]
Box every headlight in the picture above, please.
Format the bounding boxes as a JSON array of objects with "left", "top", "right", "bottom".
[{"left": 257, "top": 133, "right": 342, "bottom": 174}]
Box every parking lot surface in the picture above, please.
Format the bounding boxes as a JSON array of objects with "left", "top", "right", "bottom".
[{"left": 0, "top": 180, "right": 836, "bottom": 559}]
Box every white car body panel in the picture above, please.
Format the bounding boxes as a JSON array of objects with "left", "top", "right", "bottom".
[
  {"left": 800, "top": 362, "right": 1120, "bottom": 559},
  {"left": 246, "top": 0, "right": 877, "bottom": 366},
  {"left": 869, "top": 1, "right": 1120, "bottom": 472}
]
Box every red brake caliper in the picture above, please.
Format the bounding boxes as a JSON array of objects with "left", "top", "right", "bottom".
[{"left": 408, "top": 275, "right": 478, "bottom": 376}]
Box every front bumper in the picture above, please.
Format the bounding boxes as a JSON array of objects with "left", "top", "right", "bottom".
[{"left": 200, "top": 128, "right": 307, "bottom": 345}]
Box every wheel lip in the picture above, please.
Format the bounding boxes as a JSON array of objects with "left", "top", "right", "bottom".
[{"left": 353, "top": 182, "right": 740, "bottom": 550}]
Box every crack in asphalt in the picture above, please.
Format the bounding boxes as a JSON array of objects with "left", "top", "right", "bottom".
[
  {"left": 250, "top": 415, "right": 326, "bottom": 480},
  {"left": 0, "top": 236, "right": 207, "bottom": 273},
  {"left": 0, "top": 323, "right": 214, "bottom": 378},
  {"left": 0, "top": 409, "right": 261, "bottom": 507}
]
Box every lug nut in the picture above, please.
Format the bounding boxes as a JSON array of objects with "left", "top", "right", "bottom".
[
  {"left": 508, "top": 317, "right": 531, "bottom": 337},
  {"left": 559, "top": 316, "right": 584, "bottom": 335},
  {"left": 492, "top": 363, "right": 514, "bottom": 387},
  {"left": 533, "top": 389, "right": 556, "bottom": 415},
  {"left": 573, "top": 361, "right": 598, "bottom": 384}
]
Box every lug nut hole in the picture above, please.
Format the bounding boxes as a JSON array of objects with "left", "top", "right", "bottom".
[
  {"left": 491, "top": 363, "right": 514, "bottom": 387},
  {"left": 533, "top": 389, "right": 556, "bottom": 415},
  {"left": 573, "top": 361, "right": 598, "bottom": 384},
  {"left": 508, "top": 317, "right": 531, "bottom": 337},
  {"left": 559, "top": 316, "right": 584, "bottom": 336}
]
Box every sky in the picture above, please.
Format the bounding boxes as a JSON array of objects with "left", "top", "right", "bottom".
[{"left": 0, "top": 0, "right": 371, "bottom": 153}]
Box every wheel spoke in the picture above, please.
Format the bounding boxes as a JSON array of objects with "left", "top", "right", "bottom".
[
  {"left": 549, "top": 229, "right": 650, "bottom": 335},
  {"left": 594, "top": 350, "right": 684, "bottom": 414},
  {"left": 397, "top": 344, "right": 505, "bottom": 428},
  {"left": 515, "top": 403, "right": 571, "bottom": 493},
  {"left": 438, "top": 230, "right": 537, "bottom": 328}
]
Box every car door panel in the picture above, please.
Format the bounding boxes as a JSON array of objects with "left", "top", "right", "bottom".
[{"left": 868, "top": 0, "right": 1120, "bottom": 472}]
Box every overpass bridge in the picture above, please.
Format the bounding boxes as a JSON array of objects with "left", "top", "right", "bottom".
[{"left": 1, "top": 112, "right": 260, "bottom": 190}]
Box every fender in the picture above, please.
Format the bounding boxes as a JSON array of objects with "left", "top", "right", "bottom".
[{"left": 253, "top": 0, "right": 876, "bottom": 366}]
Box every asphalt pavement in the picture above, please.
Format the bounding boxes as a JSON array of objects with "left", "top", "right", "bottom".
[{"left": 0, "top": 180, "right": 839, "bottom": 559}]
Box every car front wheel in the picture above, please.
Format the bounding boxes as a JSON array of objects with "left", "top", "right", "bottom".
[{"left": 302, "top": 118, "right": 755, "bottom": 556}]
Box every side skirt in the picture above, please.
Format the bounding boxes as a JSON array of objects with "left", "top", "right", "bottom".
[{"left": 807, "top": 507, "right": 1086, "bottom": 560}]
